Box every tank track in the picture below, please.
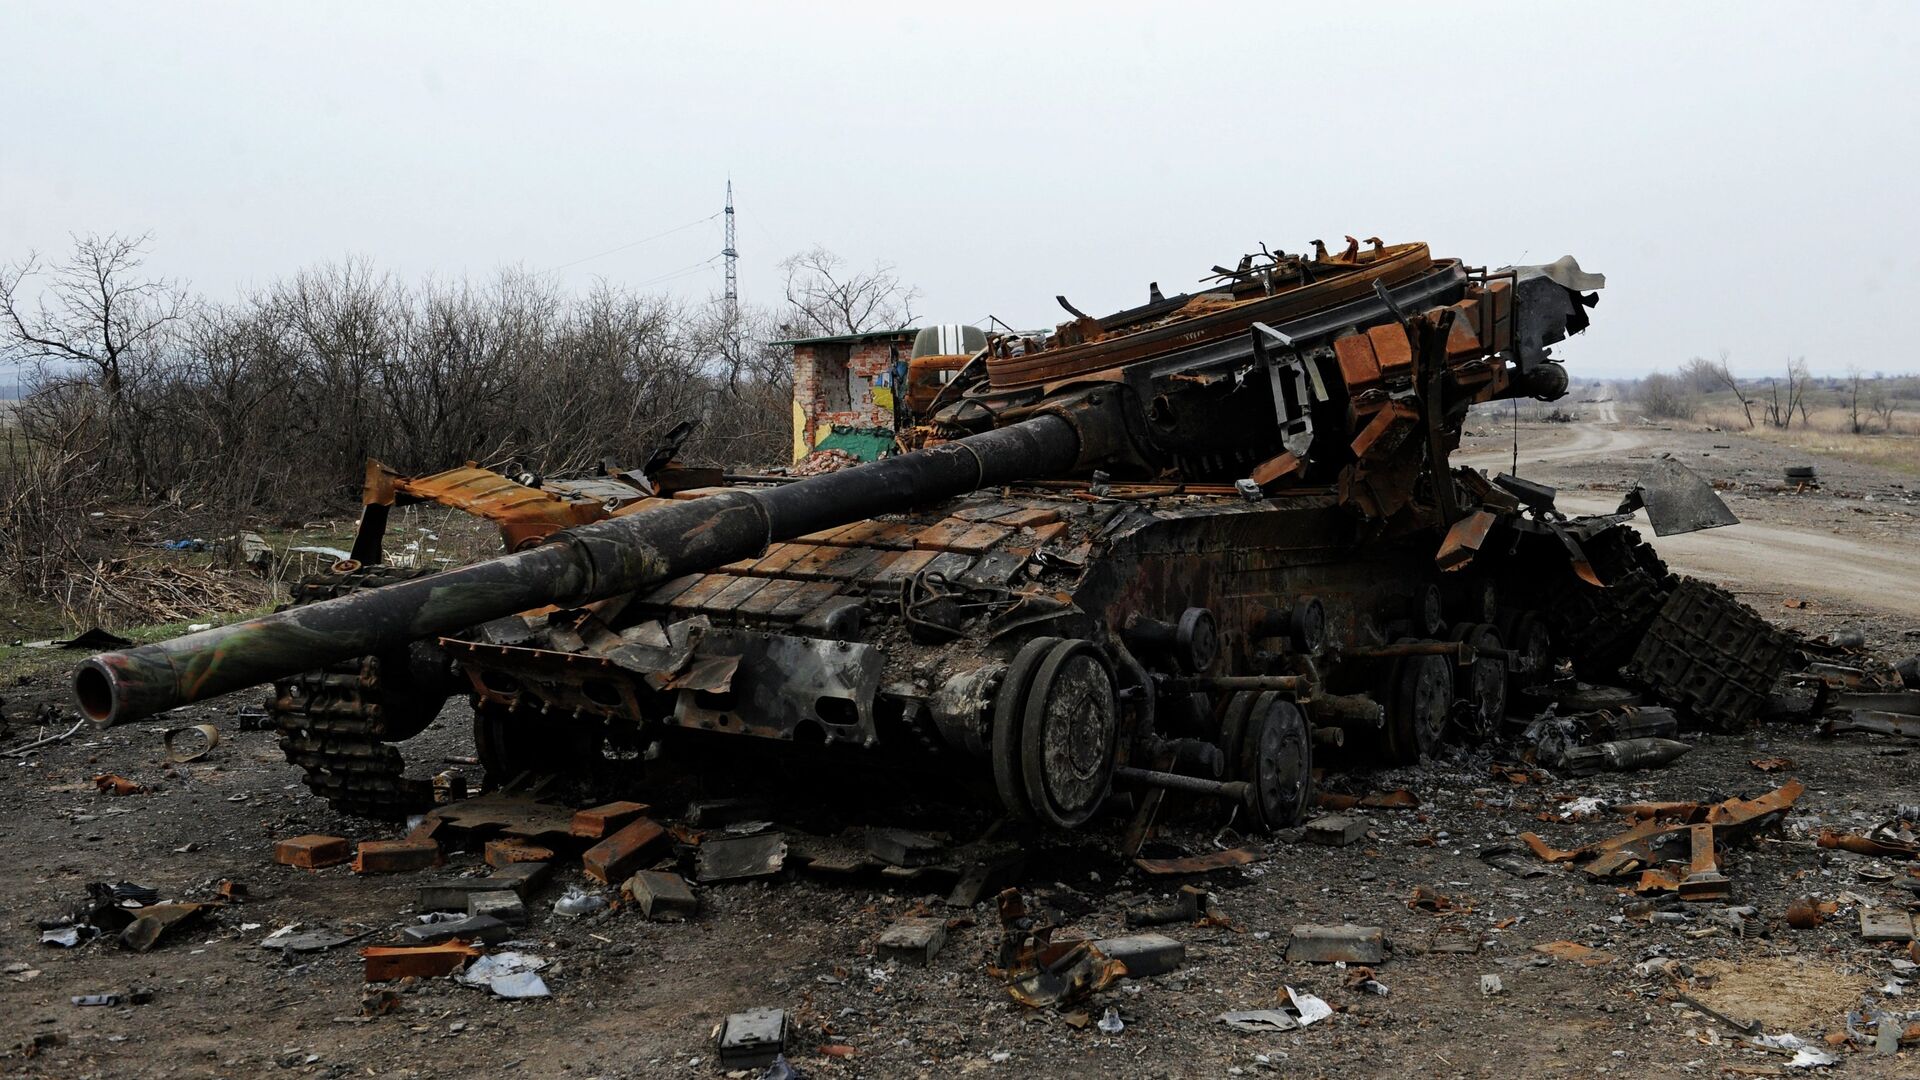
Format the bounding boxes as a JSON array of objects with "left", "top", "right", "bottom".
[
  {"left": 1536, "top": 524, "right": 1676, "bottom": 680},
  {"left": 270, "top": 566, "right": 440, "bottom": 819},
  {"left": 1626, "top": 577, "right": 1793, "bottom": 732}
]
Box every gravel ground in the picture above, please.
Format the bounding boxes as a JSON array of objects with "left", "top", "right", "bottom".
[{"left": 2, "top": 411, "right": 1918, "bottom": 1079}]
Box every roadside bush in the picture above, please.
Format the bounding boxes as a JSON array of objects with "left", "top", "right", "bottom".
[{"left": 1637, "top": 372, "right": 1697, "bottom": 420}]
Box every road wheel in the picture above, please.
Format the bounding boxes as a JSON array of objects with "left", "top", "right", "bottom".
[
  {"left": 1383, "top": 647, "right": 1453, "bottom": 764},
  {"left": 472, "top": 697, "right": 602, "bottom": 785},
  {"left": 1499, "top": 610, "right": 1554, "bottom": 692},
  {"left": 1018, "top": 639, "right": 1119, "bottom": 829},
  {"left": 989, "top": 636, "right": 1060, "bottom": 821},
  {"left": 1449, "top": 623, "right": 1508, "bottom": 741},
  {"left": 1228, "top": 691, "right": 1313, "bottom": 831}
]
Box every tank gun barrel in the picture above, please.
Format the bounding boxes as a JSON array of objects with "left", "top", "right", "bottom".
[{"left": 73, "top": 415, "right": 1082, "bottom": 728}]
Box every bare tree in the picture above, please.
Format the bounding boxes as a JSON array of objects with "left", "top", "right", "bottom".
[
  {"left": 0, "top": 233, "right": 186, "bottom": 492},
  {"left": 1679, "top": 356, "right": 1718, "bottom": 396},
  {"left": 1, "top": 240, "right": 910, "bottom": 556},
  {"left": 779, "top": 247, "right": 919, "bottom": 338},
  {"left": 1681, "top": 350, "right": 1754, "bottom": 428},
  {"left": 1788, "top": 358, "right": 1812, "bottom": 427},
  {"left": 1846, "top": 366, "right": 1867, "bottom": 433},
  {"left": 1867, "top": 381, "right": 1898, "bottom": 432},
  {"left": 1762, "top": 359, "right": 1813, "bottom": 430}
]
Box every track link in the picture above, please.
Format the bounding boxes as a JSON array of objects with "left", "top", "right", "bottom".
[
  {"left": 1543, "top": 524, "right": 1675, "bottom": 680},
  {"left": 1627, "top": 577, "right": 1793, "bottom": 732},
  {"left": 270, "top": 566, "right": 440, "bottom": 819}
]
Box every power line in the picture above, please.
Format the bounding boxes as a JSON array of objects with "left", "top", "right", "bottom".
[
  {"left": 634, "top": 254, "right": 723, "bottom": 289},
  {"left": 545, "top": 212, "right": 722, "bottom": 273}
]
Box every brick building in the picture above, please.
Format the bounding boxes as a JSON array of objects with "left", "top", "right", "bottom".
[{"left": 776, "top": 327, "right": 917, "bottom": 462}]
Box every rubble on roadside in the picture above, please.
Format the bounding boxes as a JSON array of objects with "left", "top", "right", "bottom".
[{"left": 21, "top": 637, "right": 1920, "bottom": 1073}]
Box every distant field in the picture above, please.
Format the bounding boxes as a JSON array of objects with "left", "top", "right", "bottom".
[
  {"left": 1624, "top": 373, "right": 1920, "bottom": 476},
  {"left": 1695, "top": 401, "right": 1920, "bottom": 476}
]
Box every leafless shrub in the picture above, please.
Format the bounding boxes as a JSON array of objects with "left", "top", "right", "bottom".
[
  {"left": 1867, "top": 381, "right": 1899, "bottom": 432},
  {"left": 1637, "top": 372, "right": 1697, "bottom": 420},
  {"left": 1, "top": 236, "right": 874, "bottom": 624},
  {"left": 0, "top": 392, "right": 111, "bottom": 616},
  {"left": 1762, "top": 359, "right": 1813, "bottom": 429}
]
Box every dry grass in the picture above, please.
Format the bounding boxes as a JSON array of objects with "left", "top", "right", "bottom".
[{"left": 1698, "top": 403, "right": 1920, "bottom": 476}]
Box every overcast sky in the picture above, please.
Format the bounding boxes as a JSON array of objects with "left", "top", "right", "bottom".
[{"left": 3, "top": 2, "right": 1915, "bottom": 378}]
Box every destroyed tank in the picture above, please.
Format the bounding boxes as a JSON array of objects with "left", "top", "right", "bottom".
[{"left": 71, "top": 239, "right": 1793, "bottom": 829}]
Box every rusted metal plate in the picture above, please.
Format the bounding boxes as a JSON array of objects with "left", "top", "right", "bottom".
[
  {"left": 1028, "top": 521, "right": 1069, "bottom": 545},
  {"left": 1350, "top": 402, "right": 1420, "bottom": 460},
  {"left": 768, "top": 581, "right": 842, "bottom": 620},
  {"left": 947, "top": 523, "right": 1014, "bottom": 554},
  {"left": 1436, "top": 510, "right": 1497, "bottom": 571},
  {"left": 666, "top": 575, "right": 744, "bottom": 612},
  {"left": 1334, "top": 333, "right": 1381, "bottom": 393},
  {"left": 1131, "top": 846, "right": 1267, "bottom": 876},
  {"left": 607, "top": 496, "right": 678, "bottom": 518},
  {"left": 701, "top": 575, "right": 775, "bottom": 614},
  {"left": 1704, "top": 779, "right": 1804, "bottom": 833},
  {"left": 871, "top": 548, "right": 941, "bottom": 583},
  {"left": 818, "top": 546, "right": 888, "bottom": 580},
  {"left": 744, "top": 543, "right": 811, "bottom": 576},
  {"left": 640, "top": 573, "right": 705, "bottom": 607},
  {"left": 735, "top": 578, "right": 808, "bottom": 616},
  {"left": 1366, "top": 322, "right": 1414, "bottom": 379},
  {"left": 397, "top": 465, "right": 607, "bottom": 529},
  {"left": 1250, "top": 451, "right": 1306, "bottom": 488},
  {"left": 1816, "top": 829, "right": 1919, "bottom": 859},
  {"left": 1679, "top": 823, "right": 1730, "bottom": 901},
  {"left": 912, "top": 518, "right": 977, "bottom": 550},
  {"left": 997, "top": 506, "right": 1064, "bottom": 529},
  {"left": 782, "top": 545, "right": 850, "bottom": 579},
  {"left": 805, "top": 520, "right": 914, "bottom": 548}
]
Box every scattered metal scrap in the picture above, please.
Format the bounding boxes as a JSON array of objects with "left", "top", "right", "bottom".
[
  {"left": 37, "top": 881, "right": 231, "bottom": 954},
  {"left": 1818, "top": 821, "right": 1920, "bottom": 861},
  {"left": 990, "top": 886, "right": 1142, "bottom": 1009},
  {"left": 1519, "top": 781, "right": 1804, "bottom": 899},
  {"left": 162, "top": 723, "right": 220, "bottom": 763},
  {"left": 1794, "top": 655, "right": 1920, "bottom": 741},
  {"left": 1132, "top": 846, "right": 1267, "bottom": 876},
  {"left": 1523, "top": 705, "right": 1688, "bottom": 775}
]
